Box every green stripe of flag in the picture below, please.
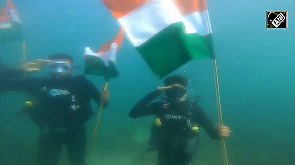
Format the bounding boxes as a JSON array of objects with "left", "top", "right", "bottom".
[
  {"left": 0, "top": 23, "right": 23, "bottom": 44},
  {"left": 137, "top": 22, "right": 213, "bottom": 78}
]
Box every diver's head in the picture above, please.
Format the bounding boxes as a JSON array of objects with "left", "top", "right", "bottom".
[
  {"left": 48, "top": 53, "right": 73, "bottom": 78},
  {"left": 163, "top": 75, "right": 188, "bottom": 102}
]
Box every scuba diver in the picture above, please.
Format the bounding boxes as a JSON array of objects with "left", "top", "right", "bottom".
[
  {"left": 129, "top": 75, "right": 230, "bottom": 165},
  {"left": 0, "top": 54, "right": 110, "bottom": 165}
]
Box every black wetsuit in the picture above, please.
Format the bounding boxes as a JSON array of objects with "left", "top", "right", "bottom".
[
  {"left": 0, "top": 63, "right": 23, "bottom": 79},
  {"left": 129, "top": 90, "right": 220, "bottom": 165},
  {"left": 0, "top": 75, "right": 103, "bottom": 165}
]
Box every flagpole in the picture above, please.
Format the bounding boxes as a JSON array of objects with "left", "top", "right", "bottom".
[
  {"left": 22, "top": 41, "right": 27, "bottom": 62},
  {"left": 89, "top": 80, "right": 109, "bottom": 150},
  {"left": 205, "top": 1, "right": 229, "bottom": 163},
  {"left": 212, "top": 57, "right": 229, "bottom": 165},
  {"left": 92, "top": 80, "right": 109, "bottom": 138}
]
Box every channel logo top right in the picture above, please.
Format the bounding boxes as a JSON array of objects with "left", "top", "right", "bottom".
[{"left": 266, "top": 11, "right": 287, "bottom": 29}]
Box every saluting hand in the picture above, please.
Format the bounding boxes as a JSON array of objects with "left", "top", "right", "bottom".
[
  {"left": 20, "top": 59, "right": 52, "bottom": 72},
  {"left": 157, "top": 84, "right": 184, "bottom": 91}
]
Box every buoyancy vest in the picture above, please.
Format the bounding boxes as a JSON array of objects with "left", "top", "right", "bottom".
[{"left": 149, "top": 99, "right": 200, "bottom": 146}]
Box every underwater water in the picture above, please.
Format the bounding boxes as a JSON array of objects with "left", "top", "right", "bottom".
[{"left": 0, "top": 0, "right": 294, "bottom": 165}]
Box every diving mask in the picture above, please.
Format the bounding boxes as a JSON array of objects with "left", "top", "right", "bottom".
[
  {"left": 48, "top": 61, "right": 73, "bottom": 74},
  {"left": 164, "top": 84, "right": 187, "bottom": 101}
]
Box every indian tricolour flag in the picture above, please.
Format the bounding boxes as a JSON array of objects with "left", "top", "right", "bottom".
[
  {"left": 84, "top": 29, "right": 123, "bottom": 79},
  {"left": 102, "top": 0, "right": 213, "bottom": 78}
]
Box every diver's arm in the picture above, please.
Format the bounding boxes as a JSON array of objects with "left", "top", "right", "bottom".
[
  {"left": 192, "top": 105, "right": 221, "bottom": 140},
  {"left": 0, "top": 63, "right": 24, "bottom": 79},
  {"left": 0, "top": 60, "right": 51, "bottom": 80},
  {"left": 129, "top": 89, "right": 162, "bottom": 118},
  {"left": 0, "top": 78, "right": 38, "bottom": 92},
  {"left": 89, "top": 83, "right": 102, "bottom": 106},
  {"left": 81, "top": 76, "right": 109, "bottom": 107}
]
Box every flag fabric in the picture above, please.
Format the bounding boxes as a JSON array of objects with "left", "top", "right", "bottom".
[
  {"left": 84, "top": 29, "right": 123, "bottom": 79},
  {"left": 101, "top": 0, "right": 213, "bottom": 78},
  {"left": 0, "top": 0, "right": 22, "bottom": 44}
]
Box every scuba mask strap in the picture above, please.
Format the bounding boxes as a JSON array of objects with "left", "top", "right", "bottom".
[{"left": 173, "top": 84, "right": 187, "bottom": 102}]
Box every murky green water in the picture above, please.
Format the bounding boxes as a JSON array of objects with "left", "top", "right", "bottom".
[{"left": 0, "top": 0, "right": 294, "bottom": 165}]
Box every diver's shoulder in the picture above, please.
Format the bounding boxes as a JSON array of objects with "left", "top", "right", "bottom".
[
  {"left": 183, "top": 98, "right": 197, "bottom": 105},
  {"left": 185, "top": 98, "right": 202, "bottom": 110},
  {"left": 72, "top": 75, "right": 88, "bottom": 81},
  {"left": 72, "top": 75, "right": 94, "bottom": 85}
]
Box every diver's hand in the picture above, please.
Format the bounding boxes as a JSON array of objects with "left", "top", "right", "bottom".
[
  {"left": 20, "top": 59, "right": 52, "bottom": 72},
  {"left": 219, "top": 126, "right": 231, "bottom": 137},
  {"left": 157, "top": 84, "right": 184, "bottom": 91},
  {"left": 101, "top": 90, "right": 110, "bottom": 105},
  {"left": 158, "top": 86, "right": 172, "bottom": 91}
]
